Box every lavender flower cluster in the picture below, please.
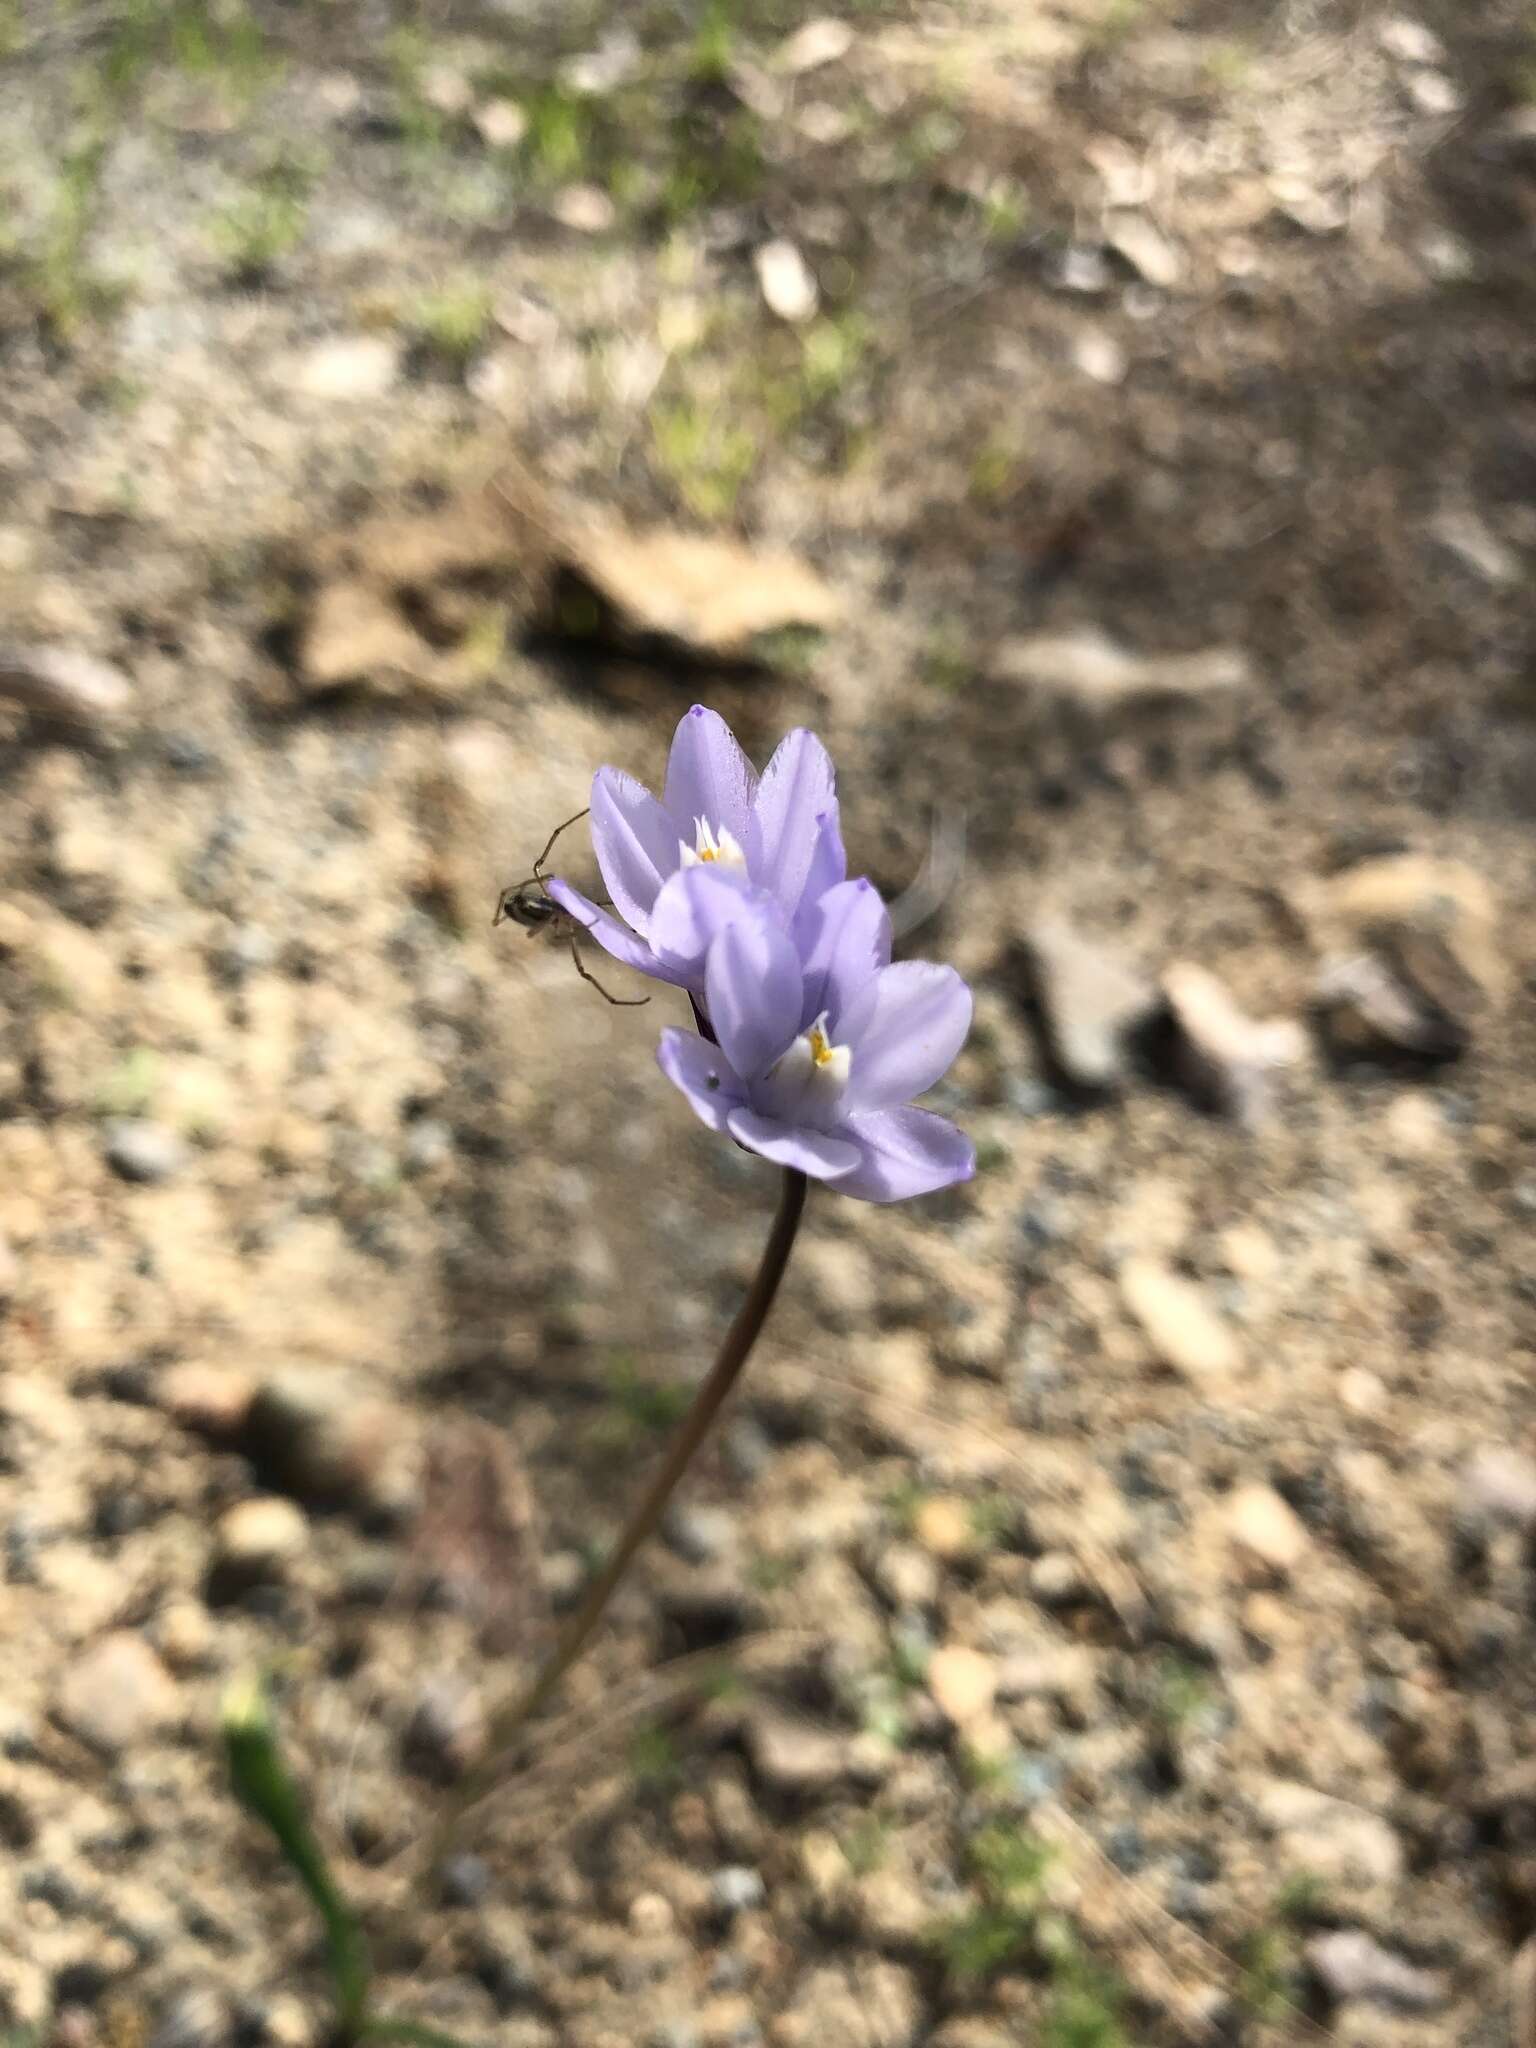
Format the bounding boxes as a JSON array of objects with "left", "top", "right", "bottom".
[{"left": 548, "top": 707, "right": 974, "bottom": 1204}]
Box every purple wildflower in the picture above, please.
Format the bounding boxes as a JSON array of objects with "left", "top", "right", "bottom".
[
  {"left": 656, "top": 869, "right": 975, "bottom": 1203},
  {"left": 546, "top": 706, "right": 844, "bottom": 994}
]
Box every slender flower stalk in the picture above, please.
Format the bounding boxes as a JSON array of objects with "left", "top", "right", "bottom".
[{"left": 428, "top": 1167, "right": 808, "bottom": 1867}]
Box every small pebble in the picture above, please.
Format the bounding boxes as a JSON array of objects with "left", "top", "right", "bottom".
[
  {"left": 926, "top": 1644, "right": 997, "bottom": 1727},
  {"left": 663, "top": 1503, "right": 736, "bottom": 1565},
  {"left": 912, "top": 1496, "right": 973, "bottom": 1561},
  {"left": 104, "top": 1119, "right": 189, "bottom": 1185},
  {"left": 541, "top": 1550, "right": 587, "bottom": 1609},
  {"left": 1028, "top": 1552, "right": 1085, "bottom": 1606},
  {"left": 1120, "top": 1258, "right": 1241, "bottom": 1381},
  {"left": 711, "top": 1865, "right": 765, "bottom": 1916},
  {"left": 747, "top": 1710, "right": 850, "bottom": 1795},
  {"left": 56, "top": 1632, "right": 178, "bottom": 1754},
  {"left": 629, "top": 1891, "right": 674, "bottom": 1937},
  {"left": 1224, "top": 1483, "right": 1309, "bottom": 1578},
  {"left": 440, "top": 1852, "right": 493, "bottom": 1907},
  {"left": 1306, "top": 1929, "right": 1446, "bottom": 2011},
  {"left": 150, "top": 1984, "right": 230, "bottom": 2048},
  {"left": 402, "top": 1677, "right": 486, "bottom": 1784},
  {"left": 402, "top": 1118, "right": 453, "bottom": 1174},
  {"left": 295, "top": 336, "right": 400, "bottom": 400},
  {"left": 0, "top": 642, "right": 132, "bottom": 725},
  {"left": 1459, "top": 1446, "right": 1536, "bottom": 1531},
  {"left": 212, "top": 1497, "right": 309, "bottom": 1587},
  {"left": 154, "top": 1600, "right": 215, "bottom": 1672}
]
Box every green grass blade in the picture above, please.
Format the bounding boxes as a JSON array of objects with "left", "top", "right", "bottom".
[
  {"left": 362, "top": 2020, "right": 477, "bottom": 2048},
  {"left": 222, "top": 1672, "right": 372, "bottom": 2034}
]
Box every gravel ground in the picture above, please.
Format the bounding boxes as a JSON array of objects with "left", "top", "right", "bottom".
[{"left": 2, "top": 1, "right": 1536, "bottom": 2044}]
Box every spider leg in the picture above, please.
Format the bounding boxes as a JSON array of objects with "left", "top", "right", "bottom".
[
  {"left": 532, "top": 808, "right": 591, "bottom": 883},
  {"left": 568, "top": 932, "right": 649, "bottom": 1007}
]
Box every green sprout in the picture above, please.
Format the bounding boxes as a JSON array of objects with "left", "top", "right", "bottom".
[
  {"left": 408, "top": 278, "right": 495, "bottom": 370},
  {"left": 650, "top": 396, "right": 757, "bottom": 522},
  {"left": 628, "top": 1719, "right": 683, "bottom": 1791},
  {"left": 92, "top": 1047, "right": 161, "bottom": 1119},
  {"left": 222, "top": 1673, "right": 470, "bottom": 2048},
  {"left": 207, "top": 174, "right": 308, "bottom": 284},
  {"left": 525, "top": 85, "right": 593, "bottom": 183}
]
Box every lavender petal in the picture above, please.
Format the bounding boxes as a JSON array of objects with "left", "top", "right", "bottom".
[
  {"left": 839, "top": 961, "right": 973, "bottom": 1112},
  {"left": 657, "top": 1029, "right": 746, "bottom": 1133},
  {"left": 704, "top": 898, "right": 804, "bottom": 1081},
  {"left": 647, "top": 864, "right": 764, "bottom": 986},
  {"left": 747, "top": 728, "right": 838, "bottom": 920},
  {"left": 545, "top": 879, "right": 681, "bottom": 984},
  {"left": 798, "top": 877, "right": 893, "bottom": 1032},
  {"left": 834, "top": 1106, "right": 976, "bottom": 1203},
  {"left": 589, "top": 766, "right": 680, "bottom": 936},
  {"left": 662, "top": 705, "right": 758, "bottom": 848},
  {"left": 725, "top": 1108, "right": 860, "bottom": 1180}
]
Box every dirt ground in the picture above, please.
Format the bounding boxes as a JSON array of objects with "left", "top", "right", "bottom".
[{"left": 2, "top": 0, "right": 1536, "bottom": 2043}]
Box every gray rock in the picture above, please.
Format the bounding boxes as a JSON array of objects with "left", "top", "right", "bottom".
[
  {"left": 663, "top": 1502, "right": 737, "bottom": 1565},
  {"left": 474, "top": 1907, "right": 540, "bottom": 2010},
  {"left": 150, "top": 1984, "right": 231, "bottom": 2048},
  {"left": 0, "top": 643, "right": 132, "bottom": 725},
  {"left": 711, "top": 1865, "right": 765, "bottom": 1916},
  {"left": 1153, "top": 963, "right": 1305, "bottom": 1124},
  {"left": 1012, "top": 918, "right": 1156, "bottom": 1094},
  {"left": 1459, "top": 1447, "right": 1536, "bottom": 1531},
  {"left": 1028, "top": 1552, "right": 1087, "bottom": 1606},
  {"left": 1306, "top": 1930, "right": 1447, "bottom": 2011},
  {"left": 540, "top": 1550, "right": 586, "bottom": 1609},
  {"left": 402, "top": 1677, "right": 486, "bottom": 1784},
  {"left": 104, "top": 1119, "right": 189, "bottom": 1184},
  {"left": 997, "top": 628, "right": 1249, "bottom": 711},
  {"left": 401, "top": 1118, "right": 453, "bottom": 1174},
  {"left": 56, "top": 1632, "right": 179, "bottom": 1754},
  {"left": 746, "top": 1709, "right": 852, "bottom": 1795},
  {"left": 723, "top": 1418, "right": 774, "bottom": 1480},
  {"left": 243, "top": 1371, "right": 415, "bottom": 1518},
  {"left": 1251, "top": 1778, "right": 1403, "bottom": 1888},
  {"left": 873, "top": 1543, "right": 940, "bottom": 1613},
  {"left": 1314, "top": 949, "right": 1469, "bottom": 1064},
  {"left": 649, "top": 2024, "right": 702, "bottom": 2048},
  {"left": 439, "top": 1852, "right": 492, "bottom": 1907}
]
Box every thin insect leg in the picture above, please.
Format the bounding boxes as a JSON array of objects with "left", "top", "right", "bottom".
[
  {"left": 532, "top": 808, "right": 591, "bottom": 882},
  {"left": 493, "top": 808, "right": 591, "bottom": 926},
  {"left": 568, "top": 932, "right": 649, "bottom": 1007}
]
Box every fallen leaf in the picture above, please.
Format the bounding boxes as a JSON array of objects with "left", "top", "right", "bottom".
[
  {"left": 570, "top": 522, "right": 842, "bottom": 656},
  {"left": 300, "top": 580, "right": 428, "bottom": 690}
]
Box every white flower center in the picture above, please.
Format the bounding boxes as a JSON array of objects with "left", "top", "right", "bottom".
[
  {"left": 679, "top": 818, "right": 747, "bottom": 870},
  {"left": 760, "top": 1011, "right": 851, "bottom": 1124}
]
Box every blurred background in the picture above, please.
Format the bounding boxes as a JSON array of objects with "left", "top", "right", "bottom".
[{"left": 2, "top": 0, "right": 1535, "bottom": 2043}]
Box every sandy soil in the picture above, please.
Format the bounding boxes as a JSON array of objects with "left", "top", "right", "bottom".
[{"left": 2, "top": 1, "right": 1535, "bottom": 2044}]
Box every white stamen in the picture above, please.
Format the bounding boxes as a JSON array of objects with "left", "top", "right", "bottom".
[
  {"left": 762, "top": 1011, "right": 851, "bottom": 1120},
  {"left": 679, "top": 817, "right": 747, "bottom": 870}
]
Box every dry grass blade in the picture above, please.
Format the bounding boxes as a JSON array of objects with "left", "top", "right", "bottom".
[{"left": 1036, "top": 1803, "right": 1332, "bottom": 2045}]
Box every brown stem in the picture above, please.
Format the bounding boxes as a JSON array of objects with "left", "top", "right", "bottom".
[{"left": 426, "top": 1166, "right": 809, "bottom": 1868}]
